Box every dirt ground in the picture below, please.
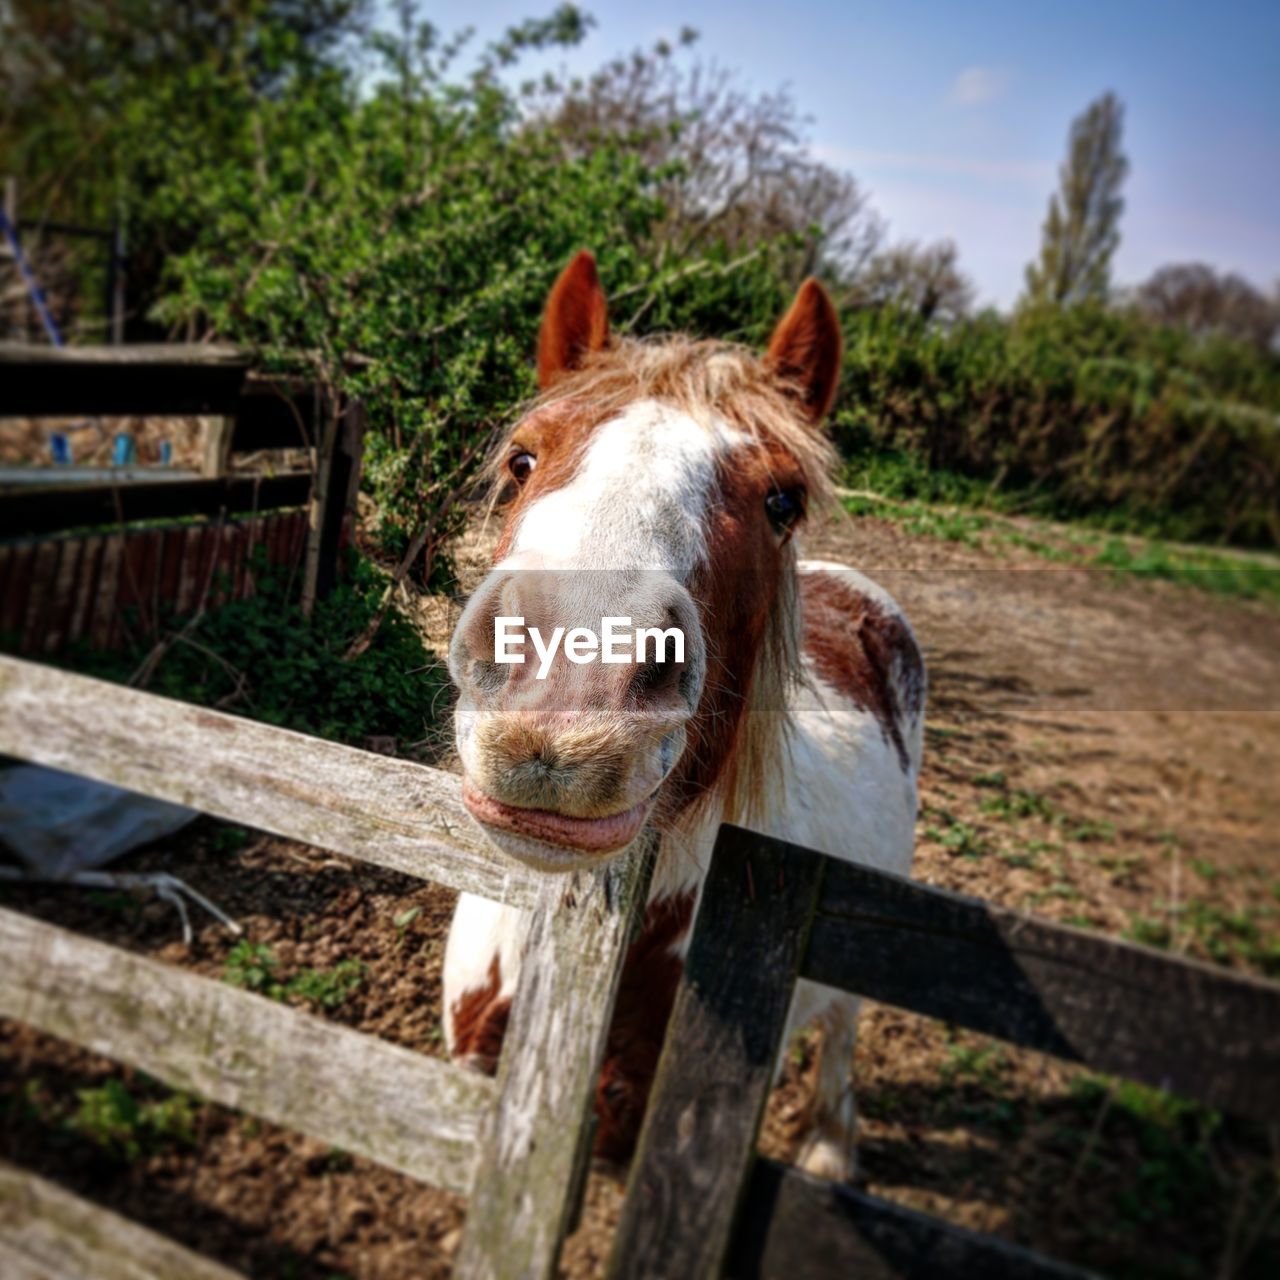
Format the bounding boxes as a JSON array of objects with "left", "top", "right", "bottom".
[{"left": 2, "top": 508, "right": 1278, "bottom": 1279}]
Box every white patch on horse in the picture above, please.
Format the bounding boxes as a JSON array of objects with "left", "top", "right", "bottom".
[{"left": 510, "top": 399, "right": 742, "bottom": 576}]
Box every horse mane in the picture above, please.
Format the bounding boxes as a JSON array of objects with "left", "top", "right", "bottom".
[{"left": 485, "top": 334, "right": 839, "bottom": 512}]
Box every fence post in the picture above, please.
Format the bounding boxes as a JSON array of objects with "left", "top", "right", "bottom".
[
  {"left": 455, "top": 834, "right": 657, "bottom": 1280},
  {"left": 314, "top": 397, "right": 365, "bottom": 598},
  {"left": 606, "top": 825, "right": 826, "bottom": 1280},
  {"left": 201, "top": 417, "right": 234, "bottom": 478}
]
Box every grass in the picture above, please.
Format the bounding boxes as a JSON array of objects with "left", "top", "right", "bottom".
[
  {"left": 68, "top": 1078, "right": 199, "bottom": 1159},
  {"left": 10, "top": 1076, "right": 198, "bottom": 1161},
  {"left": 223, "top": 941, "right": 367, "bottom": 1009},
  {"left": 1124, "top": 899, "right": 1280, "bottom": 978},
  {"left": 840, "top": 450, "right": 1280, "bottom": 605}
]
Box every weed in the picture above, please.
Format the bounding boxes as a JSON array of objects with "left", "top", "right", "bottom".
[
  {"left": 923, "top": 812, "right": 991, "bottom": 859},
  {"left": 1059, "top": 817, "right": 1117, "bottom": 844},
  {"left": 287, "top": 960, "right": 366, "bottom": 1010},
  {"left": 223, "top": 941, "right": 279, "bottom": 994},
  {"left": 940, "top": 1038, "right": 1008, "bottom": 1088},
  {"left": 48, "top": 550, "right": 451, "bottom": 750},
  {"left": 210, "top": 824, "right": 250, "bottom": 856},
  {"left": 393, "top": 906, "right": 422, "bottom": 934},
  {"left": 981, "top": 788, "right": 1057, "bottom": 822},
  {"left": 1095, "top": 853, "right": 1145, "bottom": 887},
  {"left": 999, "top": 850, "right": 1040, "bottom": 869},
  {"left": 1125, "top": 916, "right": 1173, "bottom": 950},
  {"left": 69, "top": 1078, "right": 198, "bottom": 1159},
  {"left": 1067, "top": 1076, "right": 1220, "bottom": 1227},
  {"left": 222, "top": 941, "right": 366, "bottom": 1008}
]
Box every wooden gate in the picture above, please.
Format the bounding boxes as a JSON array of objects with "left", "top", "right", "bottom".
[
  {"left": 0, "top": 654, "right": 1278, "bottom": 1278},
  {"left": 1, "top": 343, "right": 364, "bottom": 654}
]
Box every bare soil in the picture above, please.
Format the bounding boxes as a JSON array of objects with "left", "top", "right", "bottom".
[{"left": 2, "top": 510, "right": 1278, "bottom": 1279}]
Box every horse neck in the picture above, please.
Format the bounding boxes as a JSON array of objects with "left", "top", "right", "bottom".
[{"left": 652, "top": 553, "right": 802, "bottom": 900}]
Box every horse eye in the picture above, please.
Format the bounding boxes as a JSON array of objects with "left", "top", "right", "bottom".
[
  {"left": 765, "top": 488, "right": 805, "bottom": 532},
  {"left": 508, "top": 451, "right": 536, "bottom": 483}
]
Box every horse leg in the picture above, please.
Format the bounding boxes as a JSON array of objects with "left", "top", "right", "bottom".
[
  {"left": 779, "top": 978, "right": 861, "bottom": 1182},
  {"left": 443, "top": 892, "right": 528, "bottom": 1073}
]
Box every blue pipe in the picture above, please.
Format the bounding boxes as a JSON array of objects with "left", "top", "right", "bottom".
[{"left": 0, "top": 208, "right": 64, "bottom": 346}]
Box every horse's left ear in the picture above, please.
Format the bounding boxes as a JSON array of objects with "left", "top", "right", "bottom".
[
  {"left": 538, "top": 250, "right": 610, "bottom": 388},
  {"left": 765, "top": 278, "right": 843, "bottom": 424}
]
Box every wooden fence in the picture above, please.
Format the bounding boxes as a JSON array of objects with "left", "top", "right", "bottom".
[
  {"left": 0, "top": 651, "right": 1278, "bottom": 1278},
  {"left": 1, "top": 343, "right": 363, "bottom": 653}
]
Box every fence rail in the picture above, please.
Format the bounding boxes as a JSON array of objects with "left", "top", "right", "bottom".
[
  {"left": 0, "top": 654, "right": 540, "bottom": 907},
  {"left": 0, "top": 907, "right": 491, "bottom": 1194},
  {"left": 1, "top": 342, "right": 363, "bottom": 637},
  {"left": 807, "top": 855, "right": 1280, "bottom": 1122},
  {"left": 608, "top": 824, "right": 1280, "bottom": 1280},
  {"left": 0, "top": 1161, "right": 244, "bottom": 1280}
]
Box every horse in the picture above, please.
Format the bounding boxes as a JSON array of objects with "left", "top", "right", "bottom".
[{"left": 442, "top": 250, "right": 925, "bottom": 1179}]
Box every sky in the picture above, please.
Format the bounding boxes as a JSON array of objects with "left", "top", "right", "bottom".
[{"left": 399, "top": 1, "right": 1280, "bottom": 309}]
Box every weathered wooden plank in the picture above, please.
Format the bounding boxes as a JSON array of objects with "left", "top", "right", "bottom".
[
  {"left": 807, "top": 856, "right": 1280, "bottom": 1123},
  {"left": 201, "top": 417, "right": 235, "bottom": 479},
  {"left": 607, "top": 825, "right": 827, "bottom": 1280},
  {"left": 0, "top": 543, "right": 34, "bottom": 639},
  {"left": 0, "top": 343, "right": 247, "bottom": 416},
  {"left": 727, "top": 1160, "right": 1100, "bottom": 1280},
  {"left": 90, "top": 535, "right": 123, "bottom": 648},
  {"left": 0, "top": 341, "right": 245, "bottom": 364},
  {"left": 66, "top": 534, "right": 104, "bottom": 647},
  {"left": 454, "top": 835, "right": 658, "bottom": 1280},
  {"left": 19, "top": 540, "right": 59, "bottom": 653},
  {"left": 0, "top": 907, "right": 492, "bottom": 1194},
  {"left": 0, "top": 1159, "right": 246, "bottom": 1280},
  {"left": 0, "top": 654, "right": 541, "bottom": 906},
  {"left": 0, "top": 475, "right": 312, "bottom": 540},
  {"left": 41, "top": 537, "right": 81, "bottom": 654}
]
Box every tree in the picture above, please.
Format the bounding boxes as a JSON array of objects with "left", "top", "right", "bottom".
[
  {"left": 0, "top": 0, "right": 371, "bottom": 335},
  {"left": 527, "top": 34, "right": 882, "bottom": 289},
  {"left": 854, "top": 239, "right": 973, "bottom": 323},
  {"left": 1134, "top": 263, "right": 1279, "bottom": 351},
  {"left": 1024, "top": 92, "right": 1128, "bottom": 307}
]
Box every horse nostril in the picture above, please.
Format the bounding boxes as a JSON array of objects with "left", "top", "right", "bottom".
[
  {"left": 468, "top": 658, "right": 509, "bottom": 695},
  {"left": 629, "top": 655, "right": 681, "bottom": 705}
]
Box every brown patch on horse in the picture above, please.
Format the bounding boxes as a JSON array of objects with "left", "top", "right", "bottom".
[
  {"left": 664, "top": 441, "right": 804, "bottom": 820},
  {"left": 802, "top": 572, "right": 924, "bottom": 772},
  {"left": 538, "top": 251, "right": 610, "bottom": 388},
  {"left": 594, "top": 891, "right": 696, "bottom": 1164},
  {"left": 448, "top": 957, "right": 511, "bottom": 1075}
]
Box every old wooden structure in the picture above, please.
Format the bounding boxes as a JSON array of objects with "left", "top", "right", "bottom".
[
  {"left": 0, "top": 344, "right": 363, "bottom": 653},
  {"left": 0, "top": 651, "right": 1277, "bottom": 1278}
]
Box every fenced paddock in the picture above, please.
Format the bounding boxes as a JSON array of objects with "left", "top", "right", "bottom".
[{"left": 0, "top": 650, "right": 1278, "bottom": 1279}]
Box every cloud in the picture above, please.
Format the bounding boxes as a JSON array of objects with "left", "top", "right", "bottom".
[{"left": 947, "top": 66, "right": 1010, "bottom": 107}]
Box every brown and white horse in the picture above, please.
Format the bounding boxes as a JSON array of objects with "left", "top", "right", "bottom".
[{"left": 443, "top": 251, "right": 925, "bottom": 1179}]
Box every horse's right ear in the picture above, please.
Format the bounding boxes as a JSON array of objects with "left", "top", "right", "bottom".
[{"left": 538, "top": 250, "right": 610, "bottom": 388}]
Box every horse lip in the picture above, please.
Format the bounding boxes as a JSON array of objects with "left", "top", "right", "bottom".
[{"left": 462, "top": 780, "right": 651, "bottom": 854}]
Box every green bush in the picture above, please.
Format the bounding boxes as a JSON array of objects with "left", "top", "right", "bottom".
[
  {"left": 836, "top": 305, "right": 1280, "bottom": 547},
  {"left": 66, "top": 550, "right": 449, "bottom": 751}
]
